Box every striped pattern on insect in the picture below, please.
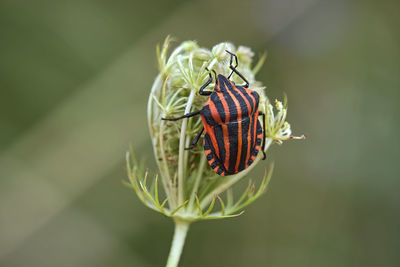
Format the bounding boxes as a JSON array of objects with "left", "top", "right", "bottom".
[{"left": 162, "top": 50, "right": 266, "bottom": 176}]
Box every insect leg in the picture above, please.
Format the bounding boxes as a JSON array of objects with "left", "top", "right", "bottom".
[
  {"left": 259, "top": 111, "right": 267, "bottom": 160},
  {"left": 162, "top": 110, "right": 201, "bottom": 121},
  {"left": 184, "top": 127, "right": 204, "bottom": 150},
  {"left": 225, "top": 50, "right": 249, "bottom": 88},
  {"left": 199, "top": 68, "right": 214, "bottom": 96}
]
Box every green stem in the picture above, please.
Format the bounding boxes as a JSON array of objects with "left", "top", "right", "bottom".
[
  {"left": 166, "top": 219, "right": 190, "bottom": 267},
  {"left": 148, "top": 75, "right": 174, "bottom": 208},
  {"left": 188, "top": 155, "right": 206, "bottom": 212},
  {"left": 177, "top": 90, "right": 195, "bottom": 205}
]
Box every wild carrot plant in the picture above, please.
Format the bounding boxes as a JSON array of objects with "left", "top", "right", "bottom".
[{"left": 126, "top": 37, "right": 305, "bottom": 267}]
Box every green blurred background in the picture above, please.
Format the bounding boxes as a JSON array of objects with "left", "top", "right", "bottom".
[{"left": 1, "top": 0, "right": 399, "bottom": 266}]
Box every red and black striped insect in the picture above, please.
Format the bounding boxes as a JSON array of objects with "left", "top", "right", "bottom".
[{"left": 163, "top": 50, "right": 266, "bottom": 176}]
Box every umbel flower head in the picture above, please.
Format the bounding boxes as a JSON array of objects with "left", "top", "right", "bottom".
[{"left": 126, "top": 36, "right": 304, "bottom": 222}]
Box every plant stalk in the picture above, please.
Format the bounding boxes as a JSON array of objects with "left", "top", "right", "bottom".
[
  {"left": 166, "top": 219, "right": 190, "bottom": 267},
  {"left": 177, "top": 90, "right": 195, "bottom": 205}
]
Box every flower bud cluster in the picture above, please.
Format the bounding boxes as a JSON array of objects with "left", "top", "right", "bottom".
[{"left": 127, "top": 37, "right": 304, "bottom": 221}]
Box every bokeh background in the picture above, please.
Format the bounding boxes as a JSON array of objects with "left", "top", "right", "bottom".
[{"left": 1, "top": 0, "right": 399, "bottom": 266}]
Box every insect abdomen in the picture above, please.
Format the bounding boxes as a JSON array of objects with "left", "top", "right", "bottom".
[{"left": 203, "top": 112, "right": 262, "bottom": 176}]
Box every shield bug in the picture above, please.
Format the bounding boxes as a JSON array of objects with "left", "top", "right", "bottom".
[{"left": 162, "top": 50, "right": 266, "bottom": 176}]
